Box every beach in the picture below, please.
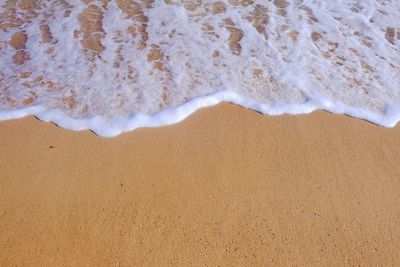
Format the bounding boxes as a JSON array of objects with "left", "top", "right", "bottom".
[{"left": 1, "top": 103, "right": 400, "bottom": 266}]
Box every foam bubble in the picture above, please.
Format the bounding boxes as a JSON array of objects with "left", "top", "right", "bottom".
[{"left": 0, "top": 0, "right": 400, "bottom": 136}]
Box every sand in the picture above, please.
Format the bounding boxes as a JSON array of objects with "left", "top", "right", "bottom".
[{"left": 1, "top": 103, "right": 400, "bottom": 266}]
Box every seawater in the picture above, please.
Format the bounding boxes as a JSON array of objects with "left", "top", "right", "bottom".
[{"left": 1, "top": 0, "right": 400, "bottom": 136}]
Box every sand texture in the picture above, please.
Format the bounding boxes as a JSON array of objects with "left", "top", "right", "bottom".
[{"left": 1, "top": 103, "right": 400, "bottom": 266}]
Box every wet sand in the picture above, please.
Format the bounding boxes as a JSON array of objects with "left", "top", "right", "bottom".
[{"left": 1, "top": 103, "right": 400, "bottom": 266}]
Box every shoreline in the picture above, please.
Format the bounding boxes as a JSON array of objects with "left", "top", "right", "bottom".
[
  {"left": 1, "top": 94, "right": 398, "bottom": 137},
  {"left": 1, "top": 103, "right": 400, "bottom": 265}
]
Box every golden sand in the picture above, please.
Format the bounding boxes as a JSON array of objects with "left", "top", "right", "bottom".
[{"left": 1, "top": 103, "right": 400, "bottom": 265}]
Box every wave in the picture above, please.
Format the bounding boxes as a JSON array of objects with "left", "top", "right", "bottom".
[{"left": 1, "top": 0, "right": 400, "bottom": 136}]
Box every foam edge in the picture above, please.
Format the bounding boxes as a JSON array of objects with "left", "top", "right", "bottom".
[{"left": 0, "top": 90, "right": 398, "bottom": 137}]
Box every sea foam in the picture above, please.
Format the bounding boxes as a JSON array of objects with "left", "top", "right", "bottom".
[{"left": 1, "top": 0, "right": 400, "bottom": 136}]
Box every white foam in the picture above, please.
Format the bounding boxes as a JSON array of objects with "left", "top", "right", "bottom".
[{"left": 0, "top": 0, "right": 400, "bottom": 136}]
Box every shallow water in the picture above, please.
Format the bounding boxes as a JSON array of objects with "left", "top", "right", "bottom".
[{"left": 1, "top": 0, "right": 400, "bottom": 136}]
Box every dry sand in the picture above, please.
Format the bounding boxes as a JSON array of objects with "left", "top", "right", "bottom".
[{"left": 1, "top": 103, "right": 400, "bottom": 266}]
